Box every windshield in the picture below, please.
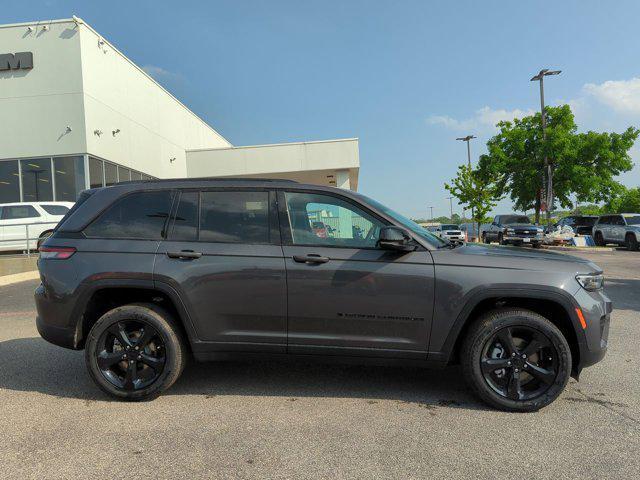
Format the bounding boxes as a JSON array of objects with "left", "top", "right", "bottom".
[
  {"left": 355, "top": 193, "right": 448, "bottom": 246},
  {"left": 577, "top": 217, "right": 597, "bottom": 226},
  {"left": 502, "top": 215, "right": 531, "bottom": 224},
  {"left": 625, "top": 215, "right": 640, "bottom": 225},
  {"left": 441, "top": 224, "right": 460, "bottom": 230}
]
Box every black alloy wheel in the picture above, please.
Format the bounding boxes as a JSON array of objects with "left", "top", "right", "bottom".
[
  {"left": 96, "top": 320, "right": 166, "bottom": 391},
  {"left": 461, "top": 308, "right": 571, "bottom": 411},
  {"left": 85, "top": 304, "right": 187, "bottom": 401},
  {"left": 480, "top": 326, "right": 557, "bottom": 401}
]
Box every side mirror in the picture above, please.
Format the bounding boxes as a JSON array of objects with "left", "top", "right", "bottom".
[{"left": 377, "top": 226, "right": 416, "bottom": 252}]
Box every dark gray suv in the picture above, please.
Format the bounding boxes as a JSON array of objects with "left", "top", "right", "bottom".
[{"left": 35, "top": 179, "right": 611, "bottom": 411}]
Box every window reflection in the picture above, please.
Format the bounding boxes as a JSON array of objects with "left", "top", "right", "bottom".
[
  {"left": 54, "top": 156, "right": 86, "bottom": 201},
  {"left": 0, "top": 161, "right": 20, "bottom": 203},
  {"left": 21, "top": 159, "right": 53, "bottom": 201}
]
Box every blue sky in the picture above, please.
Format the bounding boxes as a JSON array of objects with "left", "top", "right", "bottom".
[{"left": 6, "top": 0, "right": 640, "bottom": 218}]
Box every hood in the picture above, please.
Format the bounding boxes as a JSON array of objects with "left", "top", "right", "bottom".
[{"left": 434, "top": 243, "right": 602, "bottom": 274}]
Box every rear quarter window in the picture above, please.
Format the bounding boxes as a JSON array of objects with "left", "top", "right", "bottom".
[
  {"left": 41, "top": 204, "right": 70, "bottom": 215},
  {"left": 1, "top": 205, "right": 40, "bottom": 220},
  {"left": 84, "top": 190, "right": 173, "bottom": 239}
]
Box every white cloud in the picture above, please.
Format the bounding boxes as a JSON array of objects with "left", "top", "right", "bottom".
[
  {"left": 583, "top": 77, "right": 640, "bottom": 114},
  {"left": 427, "top": 106, "right": 535, "bottom": 132},
  {"left": 141, "top": 64, "right": 186, "bottom": 83}
]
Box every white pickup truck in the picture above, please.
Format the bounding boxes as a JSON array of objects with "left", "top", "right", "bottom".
[{"left": 0, "top": 202, "right": 75, "bottom": 252}]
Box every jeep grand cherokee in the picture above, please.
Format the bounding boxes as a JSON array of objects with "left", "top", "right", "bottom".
[{"left": 35, "top": 179, "right": 611, "bottom": 411}]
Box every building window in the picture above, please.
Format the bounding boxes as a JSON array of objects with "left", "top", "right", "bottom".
[
  {"left": 20, "top": 159, "right": 53, "bottom": 202},
  {"left": 117, "top": 166, "right": 131, "bottom": 182},
  {"left": 89, "top": 157, "right": 104, "bottom": 189},
  {"left": 0, "top": 160, "right": 20, "bottom": 203},
  {"left": 54, "top": 156, "right": 86, "bottom": 201},
  {"left": 105, "top": 162, "right": 118, "bottom": 187},
  {"left": 132, "top": 171, "right": 143, "bottom": 181}
]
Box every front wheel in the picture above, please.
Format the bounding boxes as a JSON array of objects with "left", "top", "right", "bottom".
[
  {"left": 85, "top": 303, "right": 187, "bottom": 401},
  {"left": 594, "top": 231, "right": 605, "bottom": 247},
  {"left": 461, "top": 308, "right": 571, "bottom": 412},
  {"left": 626, "top": 233, "right": 639, "bottom": 251},
  {"left": 498, "top": 233, "right": 507, "bottom": 245}
]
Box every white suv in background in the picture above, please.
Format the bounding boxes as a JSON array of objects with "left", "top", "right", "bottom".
[
  {"left": 438, "top": 224, "right": 465, "bottom": 243},
  {"left": 0, "top": 202, "right": 74, "bottom": 252}
]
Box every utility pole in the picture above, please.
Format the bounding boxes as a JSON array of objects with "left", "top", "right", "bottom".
[
  {"left": 429, "top": 206, "right": 434, "bottom": 222},
  {"left": 456, "top": 135, "right": 477, "bottom": 238},
  {"left": 446, "top": 196, "right": 454, "bottom": 220},
  {"left": 530, "top": 68, "right": 561, "bottom": 226}
]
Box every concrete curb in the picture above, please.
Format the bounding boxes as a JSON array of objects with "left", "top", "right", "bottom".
[{"left": 0, "top": 270, "right": 40, "bottom": 287}]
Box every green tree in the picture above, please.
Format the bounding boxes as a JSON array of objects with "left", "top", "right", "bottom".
[
  {"left": 445, "top": 164, "right": 501, "bottom": 239},
  {"left": 477, "top": 105, "right": 638, "bottom": 223},
  {"left": 604, "top": 186, "right": 640, "bottom": 213}
]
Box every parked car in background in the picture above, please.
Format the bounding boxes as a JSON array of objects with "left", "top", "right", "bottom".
[
  {"left": 546, "top": 215, "right": 598, "bottom": 236},
  {"left": 592, "top": 213, "right": 640, "bottom": 250},
  {"left": 35, "top": 178, "right": 610, "bottom": 411},
  {"left": 482, "top": 215, "right": 544, "bottom": 247},
  {"left": 0, "top": 202, "right": 74, "bottom": 252},
  {"left": 438, "top": 224, "right": 465, "bottom": 243}
]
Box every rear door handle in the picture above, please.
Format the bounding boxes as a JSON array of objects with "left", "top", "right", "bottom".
[
  {"left": 167, "top": 250, "right": 202, "bottom": 260},
  {"left": 292, "top": 254, "right": 330, "bottom": 264}
]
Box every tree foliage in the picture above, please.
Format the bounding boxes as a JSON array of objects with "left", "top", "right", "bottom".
[
  {"left": 445, "top": 164, "right": 501, "bottom": 236},
  {"left": 605, "top": 186, "right": 640, "bottom": 213},
  {"left": 477, "top": 104, "right": 638, "bottom": 222}
]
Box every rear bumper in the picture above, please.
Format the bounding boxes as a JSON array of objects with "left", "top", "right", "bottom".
[
  {"left": 34, "top": 282, "right": 81, "bottom": 350},
  {"left": 36, "top": 315, "right": 79, "bottom": 350}
]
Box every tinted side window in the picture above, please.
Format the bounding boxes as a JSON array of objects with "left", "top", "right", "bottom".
[
  {"left": 598, "top": 216, "right": 610, "bottom": 225},
  {"left": 1, "top": 205, "right": 40, "bottom": 220},
  {"left": 84, "top": 190, "right": 173, "bottom": 239},
  {"left": 41, "top": 205, "right": 70, "bottom": 215},
  {"left": 200, "top": 191, "right": 269, "bottom": 244},
  {"left": 170, "top": 191, "right": 199, "bottom": 241},
  {"left": 284, "top": 191, "right": 384, "bottom": 248},
  {"left": 613, "top": 216, "right": 625, "bottom": 226}
]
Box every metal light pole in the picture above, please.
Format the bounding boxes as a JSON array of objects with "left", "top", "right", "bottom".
[
  {"left": 456, "top": 135, "right": 477, "bottom": 237},
  {"left": 446, "top": 196, "right": 454, "bottom": 220},
  {"left": 429, "top": 206, "right": 434, "bottom": 222},
  {"left": 530, "top": 69, "right": 561, "bottom": 226}
]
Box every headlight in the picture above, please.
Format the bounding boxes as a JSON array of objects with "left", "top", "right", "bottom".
[
  {"left": 576, "top": 274, "right": 604, "bottom": 291},
  {"left": 507, "top": 228, "right": 515, "bottom": 234}
]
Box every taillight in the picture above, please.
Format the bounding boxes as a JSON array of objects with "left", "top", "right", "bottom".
[{"left": 38, "top": 246, "right": 76, "bottom": 259}]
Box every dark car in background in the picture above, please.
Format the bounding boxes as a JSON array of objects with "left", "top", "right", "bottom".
[
  {"left": 592, "top": 213, "right": 640, "bottom": 250},
  {"left": 482, "top": 215, "right": 544, "bottom": 247},
  {"left": 35, "top": 179, "right": 610, "bottom": 411}
]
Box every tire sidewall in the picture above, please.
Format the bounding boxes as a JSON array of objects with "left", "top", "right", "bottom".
[
  {"left": 463, "top": 309, "right": 572, "bottom": 412},
  {"left": 84, "top": 304, "right": 185, "bottom": 401}
]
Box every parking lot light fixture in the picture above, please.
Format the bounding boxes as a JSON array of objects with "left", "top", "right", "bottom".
[{"left": 530, "top": 69, "right": 562, "bottom": 226}]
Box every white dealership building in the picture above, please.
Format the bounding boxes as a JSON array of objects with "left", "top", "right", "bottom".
[{"left": 0, "top": 17, "right": 359, "bottom": 204}]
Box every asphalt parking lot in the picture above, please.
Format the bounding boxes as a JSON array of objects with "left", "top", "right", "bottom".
[{"left": 1, "top": 249, "right": 639, "bottom": 479}]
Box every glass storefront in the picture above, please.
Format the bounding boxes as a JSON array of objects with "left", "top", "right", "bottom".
[
  {"left": 0, "top": 161, "right": 20, "bottom": 203},
  {"left": 54, "top": 156, "right": 86, "bottom": 202},
  {"left": 0, "top": 155, "right": 154, "bottom": 204},
  {"left": 20, "top": 158, "right": 53, "bottom": 202}
]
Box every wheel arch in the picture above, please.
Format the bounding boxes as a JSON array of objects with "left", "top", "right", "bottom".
[
  {"left": 439, "top": 287, "right": 584, "bottom": 376},
  {"left": 74, "top": 279, "right": 197, "bottom": 350}
]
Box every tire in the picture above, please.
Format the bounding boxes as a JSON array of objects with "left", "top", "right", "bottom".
[
  {"left": 594, "top": 231, "right": 605, "bottom": 247},
  {"left": 461, "top": 308, "right": 571, "bottom": 412},
  {"left": 532, "top": 242, "right": 542, "bottom": 249},
  {"left": 626, "top": 233, "right": 639, "bottom": 251},
  {"left": 498, "top": 233, "right": 506, "bottom": 246},
  {"left": 37, "top": 230, "right": 53, "bottom": 249},
  {"left": 482, "top": 233, "right": 490, "bottom": 244},
  {"left": 84, "top": 303, "right": 187, "bottom": 401}
]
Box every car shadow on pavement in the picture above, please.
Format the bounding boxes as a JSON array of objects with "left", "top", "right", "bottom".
[
  {"left": 604, "top": 278, "right": 640, "bottom": 312},
  {"left": 0, "top": 336, "right": 490, "bottom": 411}
]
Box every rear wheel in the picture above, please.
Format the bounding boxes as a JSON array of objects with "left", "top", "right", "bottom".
[
  {"left": 85, "top": 303, "right": 187, "bottom": 401},
  {"left": 482, "top": 233, "right": 490, "bottom": 244},
  {"left": 461, "top": 308, "right": 571, "bottom": 412},
  {"left": 594, "top": 231, "right": 605, "bottom": 247},
  {"left": 626, "top": 233, "right": 639, "bottom": 251}
]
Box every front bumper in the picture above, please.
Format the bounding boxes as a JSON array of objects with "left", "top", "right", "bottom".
[
  {"left": 573, "top": 287, "right": 612, "bottom": 371},
  {"left": 504, "top": 235, "right": 543, "bottom": 244}
]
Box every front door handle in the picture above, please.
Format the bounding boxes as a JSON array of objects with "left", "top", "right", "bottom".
[
  {"left": 167, "top": 250, "right": 202, "bottom": 260},
  {"left": 293, "top": 254, "right": 330, "bottom": 264}
]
